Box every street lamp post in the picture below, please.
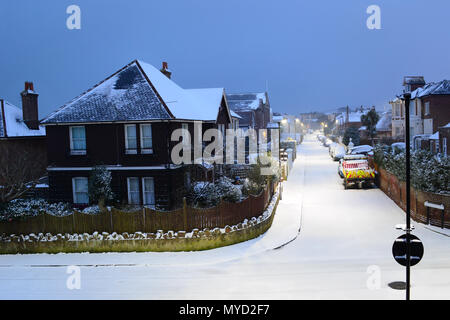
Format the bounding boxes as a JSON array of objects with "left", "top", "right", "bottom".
[{"left": 404, "top": 92, "right": 412, "bottom": 300}]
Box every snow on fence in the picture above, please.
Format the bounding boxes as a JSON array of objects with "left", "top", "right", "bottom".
[
  {"left": 0, "top": 183, "right": 274, "bottom": 236},
  {"left": 378, "top": 168, "right": 450, "bottom": 229}
]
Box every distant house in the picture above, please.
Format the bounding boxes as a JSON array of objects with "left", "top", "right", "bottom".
[
  {"left": 226, "top": 92, "right": 271, "bottom": 131},
  {"left": 391, "top": 78, "right": 450, "bottom": 152},
  {"left": 0, "top": 82, "right": 47, "bottom": 183},
  {"left": 335, "top": 106, "right": 371, "bottom": 134},
  {"left": 375, "top": 111, "right": 392, "bottom": 139},
  {"left": 391, "top": 77, "right": 450, "bottom": 141},
  {"left": 41, "top": 60, "right": 233, "bottom": 210}
]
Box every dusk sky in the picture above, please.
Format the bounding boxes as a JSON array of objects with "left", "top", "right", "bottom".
[{"left": 1, "top": 0, "right": 450, "bottom": 117}]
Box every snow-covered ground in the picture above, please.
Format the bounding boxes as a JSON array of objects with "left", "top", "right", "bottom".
[{"left": 0, "top": 135, "right": 449, "bottom": 299}]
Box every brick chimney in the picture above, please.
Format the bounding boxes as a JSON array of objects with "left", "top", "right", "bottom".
[
  {"left": 403, "top": 76, "right": 425, "bottom": 93},
  {"left": 20, "top": 81, "right": 39, "bottom": 130},
  {"left": 160, "top": 62, "right": 172, "bottom": 79}
]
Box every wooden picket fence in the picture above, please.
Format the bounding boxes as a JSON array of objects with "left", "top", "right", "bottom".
[{"left": 0, "top": 183, "right": 275, "bottom": 235}]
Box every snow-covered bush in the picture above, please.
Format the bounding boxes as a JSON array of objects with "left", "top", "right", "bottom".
[
  {"left": 189, "top": 182, "right": 219, "bottom": 207},
  {"left": 216, "top": 177, "right": 242, "bottom": 203},
  {"left": 0, "top": 199, "right": 73, "bottom": 221},
  {"left": 189, "top": 178, "right": 242, "bottom": 208},
  {"left": 242, "top": 178, "right": 261, "bottom": 197},
  {"left": 81, "top": 205, "right": 101, "bottom": 215},
  {"left": 244, "top": 155, "right": 280, "bottom": 196},
  {"left": 88, "top": 166, "right": 114, "bottom": 205}
]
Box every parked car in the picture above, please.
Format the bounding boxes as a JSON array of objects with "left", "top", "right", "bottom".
[
  {"left": 329, "top": 142, "right": 338, "bottom": 156},
  {"left": 332, "top": 145, "right": 346, "bottom": 161},
  {"left": 347, "top": 145, "right": 373, "bottom": 155},
  {"left": 339, "top": 155, "right": 375, "bottom": 189}
]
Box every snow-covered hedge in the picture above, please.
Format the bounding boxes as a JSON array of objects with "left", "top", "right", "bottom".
[
  {"left": 374, "top": 145, "right": 450, "bottom": 194},
  {"left": 0, "top": 199, "right": 73, "bottom": 221}
]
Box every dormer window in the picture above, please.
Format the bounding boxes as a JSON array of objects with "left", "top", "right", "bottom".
[
  {"left": 69, "top": 126, "right": 86, "bottom": 155},
  {"left": 125, "top": 124, "right": 138, "bottom": 154},
  {"left": 140, "top": 124, "right": 153, "bottom": 154}
]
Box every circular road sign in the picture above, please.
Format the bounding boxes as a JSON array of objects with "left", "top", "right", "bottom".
[{"left": 392, "top": 234, "right": 424, "bottom": 267}]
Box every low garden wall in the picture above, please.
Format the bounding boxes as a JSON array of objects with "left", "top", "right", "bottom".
[
  {"left": 377, "top": 168, "right": 450, "bottom": 229},
  {"left": 0, "top": 184, "right": 280, "bottom": 254}
]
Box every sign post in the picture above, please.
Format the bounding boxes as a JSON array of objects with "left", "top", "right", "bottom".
[{"left": 404, "top": 93, "right": 413, "bottom": 300}]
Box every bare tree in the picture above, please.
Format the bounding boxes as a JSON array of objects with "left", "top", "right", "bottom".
[{"left": 0, "top": 141, "right": 46, "bottom": 203}]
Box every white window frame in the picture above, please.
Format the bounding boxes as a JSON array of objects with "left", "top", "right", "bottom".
[
  {"left": 69, "top": 126, "right": 87, "bottom": 155},
  {"left": 142, "top": 177, "right": 155, "bottom": 207},
  {"left": 425, "top": 102, "right": 430, "bottom": 115},
  {"left": 124, "top": 124, "right": 138, "bottom": 154},
  {"left": 72, "top": 177, "right": 89, "bottom": 204},
  {"left": 127, "top": 177, "right": 141, "bottom": 205},
  {"left": 140, "top": 124, "right": 153, "bottom": 154}
]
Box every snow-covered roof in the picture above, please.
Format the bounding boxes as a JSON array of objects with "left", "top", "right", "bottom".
[
  {"left": 376, "top": 111, "right": 392, "bottom": 132},
  {"left": 0, "top": 99, "right": 45, "bottom": 138},
  {"left": 410, "top": 80, "right": 450, "bottom": 99},
  {"left": 272, "top": 115, "right": 284, "bottom": 123},
  {"left": 229, "top": 110, "right": 242, "bottom": 119},
  {"left": 42, "top": 60, "right": 229, "bottom": 124},
  {"left": 429, "top": 131, "right": 439, "bottom": 140},
  {"left": 226, "top": 93, "right": 267, "bottom": 112},
  {"left": 441, "top": 122, "right": 450, "bottom": 129},
  {"left": 138, "top": 61, "right": 228, "bottom": 121}
]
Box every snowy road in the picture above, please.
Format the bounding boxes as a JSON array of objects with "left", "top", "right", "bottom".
[{"left": 1, "top": 135, "right": 449, "bottom": 299}]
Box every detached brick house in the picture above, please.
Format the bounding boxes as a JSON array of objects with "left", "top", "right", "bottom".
[
  {"left": 41, "top": 60, "right": 233, "bottom": 210},
  {"left": 0, "top": 82, "right": 47, "bottom": 182},
  {"left": 225, "top": 92, "right": 271, "bottom": 131}
]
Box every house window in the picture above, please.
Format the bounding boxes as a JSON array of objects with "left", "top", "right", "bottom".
[
  {"left": 425, "top": 102, "right": 430, "bottom": 115},
  {"left": 125, "top": 125, "right": 137, "bottom": 154},
  {"left": 69, "top": 126, "right": 86, "bottom": 155},
  {"left": 127, "top": 177, "right": 141, "bottom": 205},
  {"left": 443, "top": 138, "right": 447, "bottom": 155},
  {"left": 72, "top": 177, "right": 89, "bottom": 204},
  {"left": 140, "top": 124, "right": 153, "bottom": 154},
  {"left": 142, "top": 177, "right": 155, "bottom": 206}
]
